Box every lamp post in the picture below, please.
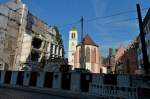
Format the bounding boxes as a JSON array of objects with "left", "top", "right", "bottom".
[{"left": 80, "top": 16, "right": 86, "bottom": 70}]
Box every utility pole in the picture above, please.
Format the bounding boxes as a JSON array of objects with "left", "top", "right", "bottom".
[
  {"left": 136, "top": 4, "right": 150, "bottom": 74},
  {"left": 80, "top": 16, "right": 86, "bottom": 69}
]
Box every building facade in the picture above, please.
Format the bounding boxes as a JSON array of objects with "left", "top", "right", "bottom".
[
  {"left": 68, "top": 28, "right": 104, "bottom": 73},
  {"left": 103, "top": 47, "right": 125, "bottom": 74},
  {"left": 116, "top": 40, "right": 139, "bottom": 74},
  {"left": 0, "top": 0, "right": 64, "bottom": 71}
]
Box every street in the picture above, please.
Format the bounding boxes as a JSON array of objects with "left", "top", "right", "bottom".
[{"left": 0, "top": 88, "right": 72, "bottom": 99}]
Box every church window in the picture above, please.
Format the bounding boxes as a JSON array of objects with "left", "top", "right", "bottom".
[
  {"left": 71, "top": 33, "right": 76, "bottom": 39},
  {"left": 100, "top": 68, "right": 103, "bottom": 73},
  {"left": 93, "top": 48, "right": 96, "bottom": 63},
  {"left": 74, "top": 33, "right": 76, "bottom": 39},
  {"left": 86, "top": 47, "right": 90, "bottom": 62},
  {"left": 71, "top": 33, "right": 74, "bottom": 39},
  {"left": 79, "top": 48, "right": 81, "bottom": 62}
]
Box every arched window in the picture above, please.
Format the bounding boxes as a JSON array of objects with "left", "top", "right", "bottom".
[
  {"left": 93, "top": 48, "right": 96, "bottom": 63},
  {"left": 100, "top": 68, "right": 103, "bottom": 73},
  {"left": 73, "top": 33, "right": 75, "bottom": 39},
  {"left": 86, "top": 47, "right": 90, "bottom": 62},
  {"left": 71, "top": 33, "right": 76, "bottom": 39},
  {"left": 71, "top": 33, "right": 74, "bottom": 39},
  {"left": 79, "top": 48, "right": 81, "bottom": 63}
]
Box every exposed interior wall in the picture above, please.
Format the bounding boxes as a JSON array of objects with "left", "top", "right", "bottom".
[
  {"left": 0, "top": 1, "right": 64, "bottom": 71},
  {"left": 0, "top": 1, "right": 25, "bottom": 70}
]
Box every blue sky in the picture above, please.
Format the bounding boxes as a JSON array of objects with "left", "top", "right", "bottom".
[{"left": 1, "top": 0, "right": 150, "bottom": 57}]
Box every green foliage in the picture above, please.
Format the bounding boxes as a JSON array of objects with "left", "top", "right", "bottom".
[
  {"left": 54, "top": 26, "right": 63, "bottom": 46},
  {"left": 53, "top": 26, "right": 65, "bottom": 58}
]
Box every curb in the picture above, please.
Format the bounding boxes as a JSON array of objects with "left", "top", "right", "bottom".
[{"left": 0, "top": 85, "right": 101, "bottom": 99}]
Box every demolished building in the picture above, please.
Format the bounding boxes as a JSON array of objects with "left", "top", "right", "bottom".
[{"left": 0, "top": 0, "right": 64, "bottom": 71}]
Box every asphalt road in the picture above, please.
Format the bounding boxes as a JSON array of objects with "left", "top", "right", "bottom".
[{"left": 0, "top": 88, "right": 73, "bottom": 99}]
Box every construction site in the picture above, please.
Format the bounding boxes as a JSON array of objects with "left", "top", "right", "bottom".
[{"left": 0, "top": 0, "right": 64, "bottom": 71}]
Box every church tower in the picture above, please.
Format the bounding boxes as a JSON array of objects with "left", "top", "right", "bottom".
[{"left": 68, "top": 27, "right": 78, "bottom": 68}]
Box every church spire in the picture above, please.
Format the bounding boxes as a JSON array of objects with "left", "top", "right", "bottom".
[{"left": 68, "top": 27, "right": 78, "bottom": 68}]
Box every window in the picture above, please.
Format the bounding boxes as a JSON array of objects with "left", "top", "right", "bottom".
[
  {"left": 78, "top": 48, "right": 81, "bottom": 63},
  {"left": 93, "top": 48, "right": 96, "bottom": 63},
  {"left": 71, "top": 33, "right": 74, "bottom": 39},
  {"left": 86, "top": 47, "right": 90, "bottom": 62},
  {"left": 100, "top": 68, "right": 103, "bottom": 73},
  {"left": 32, "top": 37, "right": 42, "bottom": 49},
  {"left": 74, "top": 33, "right": 75, "bottom": 39},
  {"left": 79, "top": 48, "right": 81, "bottom": 63},
  {"left": 55, "top": 45, "right": 57, "bottom": 55},
  {"left": 71, "top": 33, "right": 76, "bottom": 39}
]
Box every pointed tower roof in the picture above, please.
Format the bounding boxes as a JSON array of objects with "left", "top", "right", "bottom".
[
  {"left": 71, "top": 27, "right": 77, "bottom": 31},
  {"left": 83, "top": 34, "right": 98, "bottom": 46}
]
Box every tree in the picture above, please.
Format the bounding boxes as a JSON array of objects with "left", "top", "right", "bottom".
[{"left": 53, "top": 26, "right": 65, "bottom": 58}]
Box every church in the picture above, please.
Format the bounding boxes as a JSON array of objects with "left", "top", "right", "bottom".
[{"left": 68, "top": 27, "right": 105, "bottom": 73}]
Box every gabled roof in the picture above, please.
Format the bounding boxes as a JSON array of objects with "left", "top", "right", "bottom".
[{"left": 83, "top": 34, "right": 98, "bottom": 46}]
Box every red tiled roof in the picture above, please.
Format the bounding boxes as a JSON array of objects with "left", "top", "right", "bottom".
[{"left": 83, "top": 34, "right": 98, "bottom": 46}]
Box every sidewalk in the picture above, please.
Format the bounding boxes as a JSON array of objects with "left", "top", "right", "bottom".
[{"left": 0, "top": 85, "right": 102, "bottom": 99}]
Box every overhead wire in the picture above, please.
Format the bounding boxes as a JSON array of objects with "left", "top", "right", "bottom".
[
  {"left": 57, "top": 7, "right": 149, "bottom": 31},
  {"left": 85, "top": 7, "right": 148, "bottom": 22},
  {"left": 97, "top": 17, "right": 138, "bottom": 26},
  {"left": 1, "top": 3, "right": 149, "bottom": 31}
]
